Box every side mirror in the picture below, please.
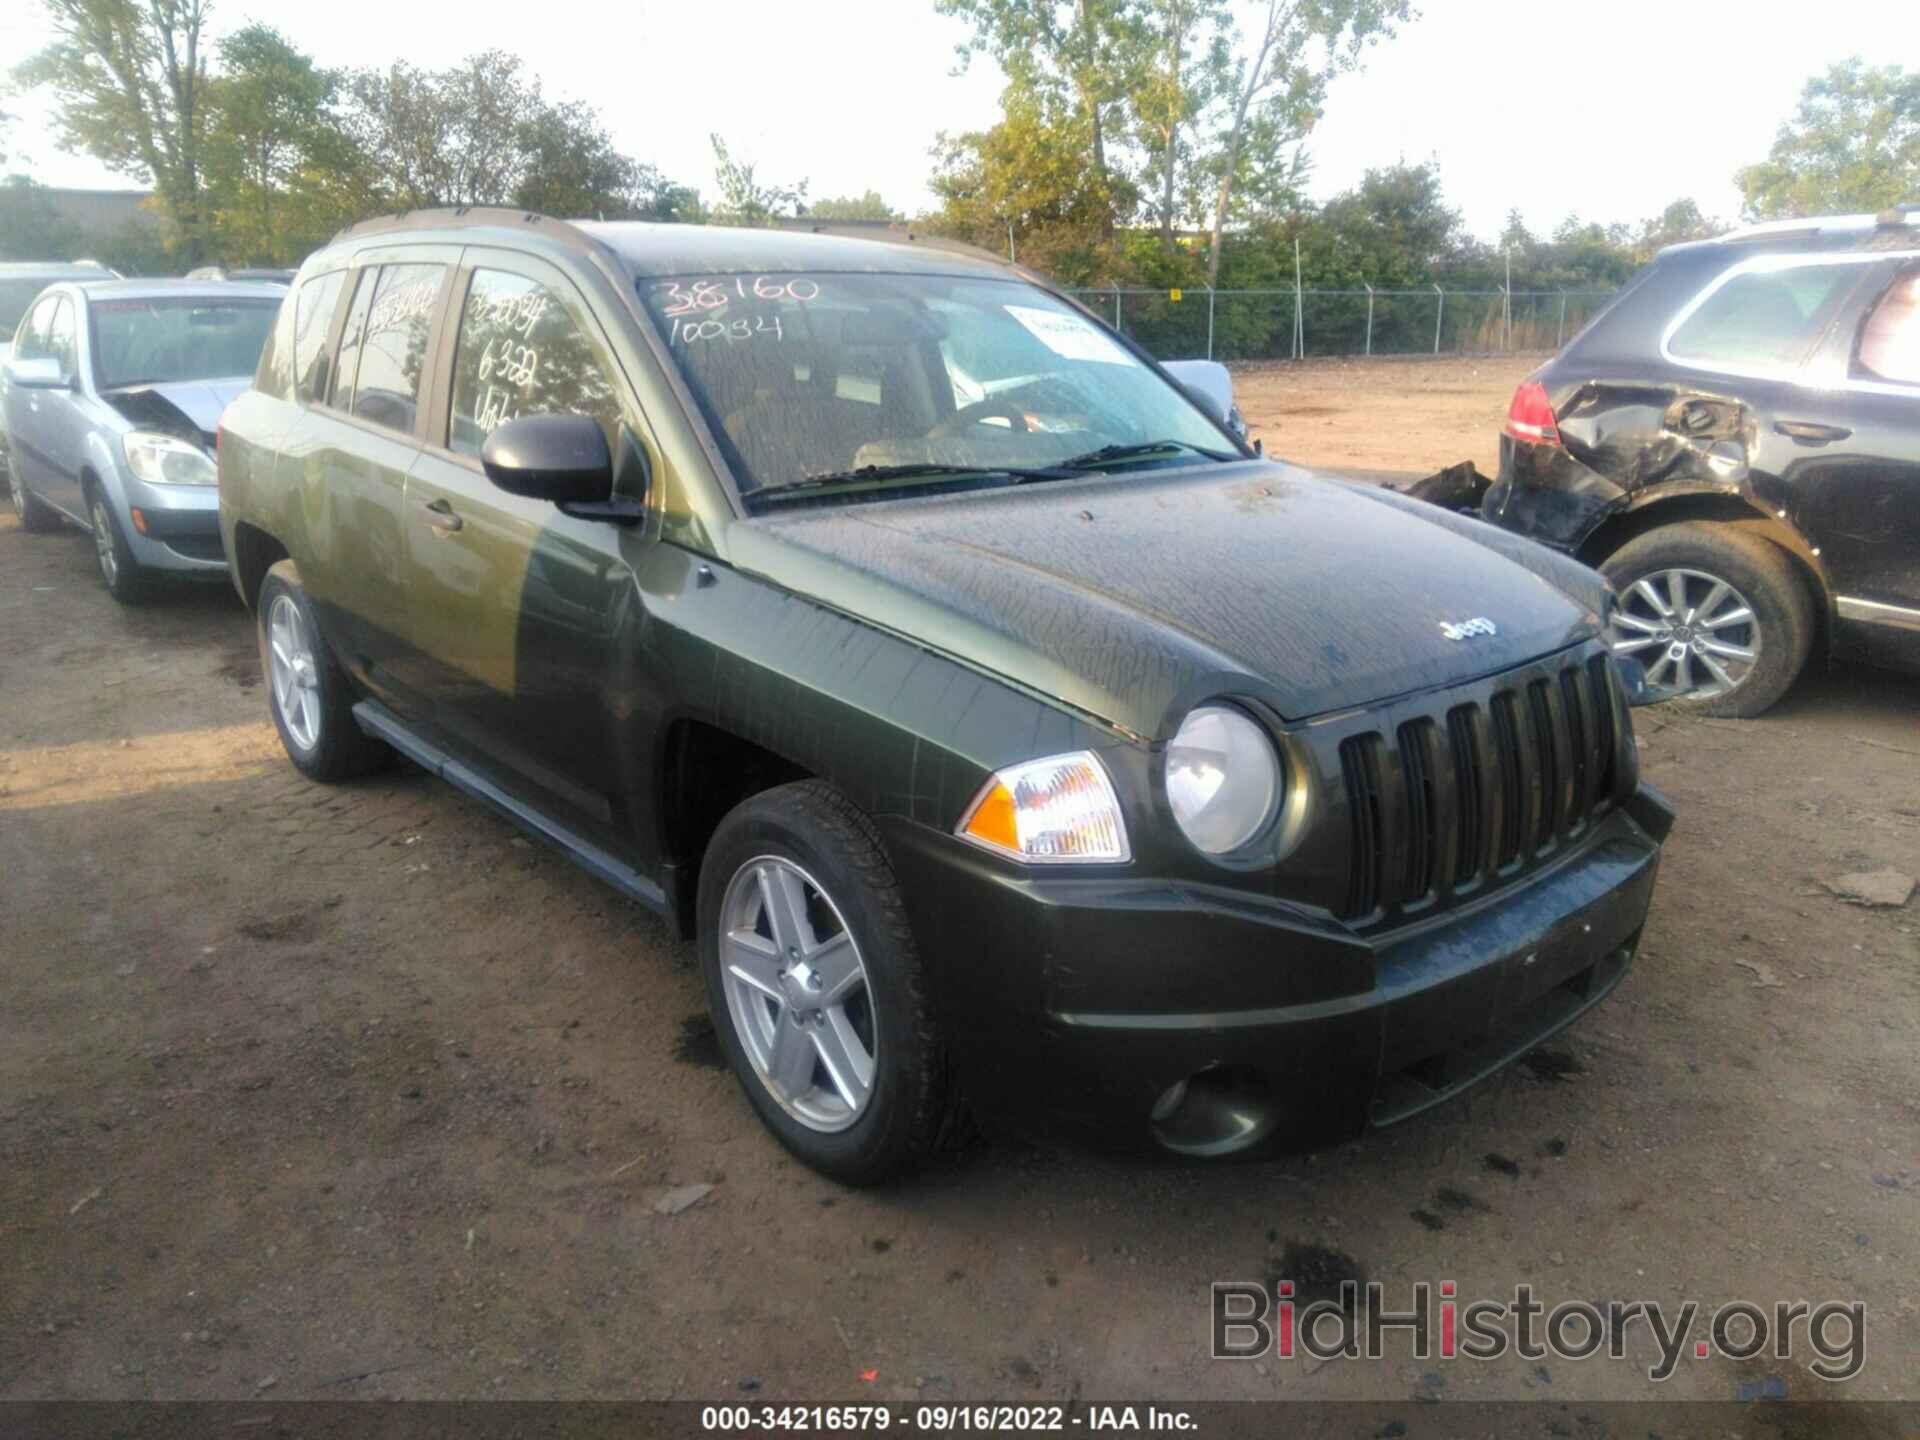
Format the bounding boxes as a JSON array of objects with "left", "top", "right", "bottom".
[
  {"left": 479, "top": 413, "right": 648, "bottom": 526},
  {"left": 482, "top": 413, "right": 614, "bottom": 505},
  {"left": 1162, "top": 358, "right": 1249, "bottom": 445},
  {"left": 6, "top": 357, "right": 71, "bottom": 390}
]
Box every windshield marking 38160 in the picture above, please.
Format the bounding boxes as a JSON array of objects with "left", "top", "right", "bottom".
[{"left": 639, "top": 272, "right": 1236, "bottom": 507}]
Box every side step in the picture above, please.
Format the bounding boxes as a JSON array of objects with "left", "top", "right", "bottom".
[{"left": 352, "top": 700, "right": 669, "bottom": 918}]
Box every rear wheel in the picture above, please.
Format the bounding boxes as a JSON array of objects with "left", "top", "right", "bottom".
[
  {"left": 8, "top": 464, "right": 59, "bottom": 532},
  {"left": 257, "top": 559, "right": 392, "bottom": 781},
  {"left": 1600, "top": 521, "right": 1813, "bottom": 718},
  {"left": 87, "top": 489, "right": 150, "bottom": 604},
  {"left": 699, "top": 781, "right": 955, "bottom": 1184}
]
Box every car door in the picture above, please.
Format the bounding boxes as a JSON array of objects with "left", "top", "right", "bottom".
[
  {"left": 405, "top": 249, "right": 652, "bottom": 846},
  {"left": 1787, "top": 256, "right": 1920, "bottom": 644},
  {"left": 35, "top": 294, "right": 90, "bottom": 518},
  {"left": 291, "top": 253, "right": 455, "bottom": 712}
]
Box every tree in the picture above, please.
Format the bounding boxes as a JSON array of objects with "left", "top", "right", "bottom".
[
  {"left": 929, "top": 90, "right": 1135, "bottom": 283},
  {"left": 1132, "top": 0, "right": 1228, "bottom": 249},
  {"left": 202, "top": 25, "right": 340, "bottom": 264},
  {"left": 1633, "top": 197, "right": 1719, "bottom": 259},
  {"left": 1199, "top": 0, "right": 1412, "bottom": 286},
  {"left": 15, "top": 0, "right": 214, "bottom": 260},
  {"left": 937, "top": 0, "right": 1152, "bottom": 243},
  {"left": 1737, "top": 60, "right": 1920, "bottom": 219},
  {"left": 708, "top": 135, "right": 807, "bottom": 226},
  {"left": 343, "top": 52, "right": 535, "bottom": 210},
  {"left": 808, "top": 191, "right": 900, "bottom": 221}
]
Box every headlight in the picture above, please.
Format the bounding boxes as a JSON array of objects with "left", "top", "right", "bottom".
[
  {"left": 124, "top": 431, "right": 216, "bottom": 486},
  {"left": 957, "top": 751, "right": 1129, "bottom": 863},
  {"left": 1166, "top": 705, "right": 1281, "bottom": 855}
]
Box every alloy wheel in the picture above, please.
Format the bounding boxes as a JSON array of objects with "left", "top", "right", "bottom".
[
  {"left": 1608, "top": 567, "right": 1760, "bottom": 700},
  {"left": 8, "top": 468, "right": 25, "bottom": 519},
  {"left": 90, "top": 500, "right": 118, "bottom": 587},
  {"left": 266, "top": 593, "right": 323, "bottom": 751},
  {"left": 718, "top": 855, "right": 877, "bottom": 1133}
]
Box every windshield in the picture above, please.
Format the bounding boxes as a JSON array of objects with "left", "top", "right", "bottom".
[
  {"left": 88, "top": 296, "right": 281, "bottom": 390},
  {"left": 1, "top": 280, "right": 47, "bottom": 337},
  {"left": 639, "top": 272, "right": 1234, "bottom": 501}
]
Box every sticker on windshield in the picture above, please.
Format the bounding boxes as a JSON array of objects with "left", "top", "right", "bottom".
[{"left": 1004, "top": 305, "right": 1132, "bottom": 365}]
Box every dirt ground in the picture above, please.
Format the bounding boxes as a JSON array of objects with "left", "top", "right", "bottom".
[
  {"left": 1235, "top": 353, "right": 1536, "bottom": 478},
  {"left": 2, "top": 356, "right": 1916, "bottom": 1411}
]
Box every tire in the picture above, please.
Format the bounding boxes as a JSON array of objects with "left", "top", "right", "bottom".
[
  {"left": 256, "top": 559, "right": 391, "bottom": 781},
  {"left": 698, "top": 780, "right": 956, "bottom": 1185},
  {"left": 8, "top": 462, "right": 59, "bottom": 533},
  {"left": 86, "top": 487, "right": 151, "bottom": 603},
  {"left": 1600, "top": 521, "right": 1814, "bottom": 718}
]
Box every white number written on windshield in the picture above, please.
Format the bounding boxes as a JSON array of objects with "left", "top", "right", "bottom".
[{"left": 655, "top": 276, "right": 820, "bottom": 318}]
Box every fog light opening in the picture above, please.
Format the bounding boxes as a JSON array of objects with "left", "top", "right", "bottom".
[{"left": 1150, "top": 1064, "right": 1277, "bottom": 1158}]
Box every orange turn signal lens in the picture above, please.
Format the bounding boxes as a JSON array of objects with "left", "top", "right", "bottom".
[
  {"left": 130, "top": 507, "right": 148, "bottom": 534},
  {"left": 958, "top": 752, "right": 1129, "bottom": 864}
]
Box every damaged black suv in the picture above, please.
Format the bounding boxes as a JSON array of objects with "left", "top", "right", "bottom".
[{"left": 1483, "top": 209, "right": 1920, "bottom": 716}]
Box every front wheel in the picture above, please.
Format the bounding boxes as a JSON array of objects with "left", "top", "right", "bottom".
[
  {"left": 88, "top": 490, "right": 150, "bottom": 603},
  {"left": 698, "top": 781, "right": 956, "bottom": 1184},
  {"left": 1600, "top": 521, "right": 1814, "bottom": 718}
]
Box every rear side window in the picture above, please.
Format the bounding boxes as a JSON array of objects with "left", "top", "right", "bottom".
[
  {"left": 292, "top": 270, "right": 346, "bottom": 403},
  {"left": 347, "top": 263, "right": 446, "bottom": 435},
  {"left": 448, "top": 268, "right": 623, "bottom": 457},
  {"left": 1668, "top": 263, "right": 1858, "bottom": 371},
  {"left": 1855, "top": 267, "right": 1920, "bottom": 386}
]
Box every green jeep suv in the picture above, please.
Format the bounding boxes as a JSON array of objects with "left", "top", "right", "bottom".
[{"left": 219, "top": 209, "right": 1674, "bottom": 1183}]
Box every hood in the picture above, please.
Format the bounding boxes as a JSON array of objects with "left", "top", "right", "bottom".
[
  {"left": 102, "top": 377, "right": 250, "bottom": 447},
  {"left": 730, "top": 463, "right": 1605, "bottom": 740}
]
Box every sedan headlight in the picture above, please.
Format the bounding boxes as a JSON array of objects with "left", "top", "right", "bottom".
[
  {"left": 1166, "top": 705, "right": 1281, "bottom": 855},
  {"left": 124, "top": 431, "right": 216, "bottom": 486},
  {"left": 958, "top": 751, "right": 1129, "bottom": 863}
]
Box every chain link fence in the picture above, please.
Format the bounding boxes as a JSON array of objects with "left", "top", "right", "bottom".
[{"left": 1062, "top": 286, "right": 1619, "bottom": 362}]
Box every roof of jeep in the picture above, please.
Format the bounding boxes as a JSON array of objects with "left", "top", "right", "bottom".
[{"left": 327, "top": 208, "right": 1016, "bottom": 282}]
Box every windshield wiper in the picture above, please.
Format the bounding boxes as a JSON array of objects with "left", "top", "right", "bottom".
[
  {"left": 754, "top": 461, "right": 1075, "bottom": 506},
  {"left": 1055, "top": 438, "right": 1238, "bottom": 470}
]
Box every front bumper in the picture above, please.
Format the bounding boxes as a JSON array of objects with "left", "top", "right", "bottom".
[
  {"left": 881, "top": 784, "right": 1672, "bottom": 1156},
  {"left": 118, "top": 478, "right": 226, "bottom": 571}
]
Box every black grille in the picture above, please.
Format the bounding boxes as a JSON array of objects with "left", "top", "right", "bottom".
[
  {"left": 1340, "top": 734, "right": 1386, "bottom": 920},
  {"left": 1337, "top": 654, "right": 1628, "bottom": 921}
]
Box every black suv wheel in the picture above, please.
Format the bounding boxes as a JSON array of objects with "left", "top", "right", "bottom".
[
  {"left": 698, "top": 781, "right": 956, "bottom": 1185},
  {"left": 257, "top": 559, "right": 392, "bottom": 780},
  {"left": 1601, "top": 521, "right": 1814, "bottom": 718}
]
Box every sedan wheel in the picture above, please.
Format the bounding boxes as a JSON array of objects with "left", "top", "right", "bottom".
[
  {"left": 717, "top": 855, "right": 877, "bottom": 1133},
  {"left": 1607, "top": 567, "right": 1760, "bottom": 701},
  {"left": 91, "top": 499, "right": 120, "bottom": 588}
]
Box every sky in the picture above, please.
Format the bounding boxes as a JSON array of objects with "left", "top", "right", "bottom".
[{"left": 3, "top": 0, "right": 1912, "bottom": 241}]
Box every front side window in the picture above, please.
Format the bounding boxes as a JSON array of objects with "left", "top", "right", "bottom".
[
  {"left": 88, "top": 296, "right": 280, "bottom": 390},
  {"left": 638, "top": 272, "right": 1231, "bottom": 502},
  {"left": 344, "top": 263, "right": 445, "bottom": 435},
  {"left": 1667, "top": 262, "right": 1860, "bottom": 371},
  {"left": 1855, "top": 266, "right": 1920, "bottom": 387},
  {"left": 449, "top": 268, "right": 623, "bottom": 457},
  {"left": 13, "top": 294, "right": 59, "bottom": 360},
  {"left": 44, "top": 298, "right": 76, "bottom": 377},
  {"left": 292, "top": 270, "right": 346, "bottom": 403}
]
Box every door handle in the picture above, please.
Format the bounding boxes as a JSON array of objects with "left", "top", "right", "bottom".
[
  {"left": 1773, "top": 420, "right": 1851, "bottom": 445},
  {"left": 420, "top": 497, "right": 463, "bottom": 534}
]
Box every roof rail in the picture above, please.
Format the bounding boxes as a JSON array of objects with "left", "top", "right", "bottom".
[{"left": 1722, "top": 210, "right": 1919, "bottom": 242}]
